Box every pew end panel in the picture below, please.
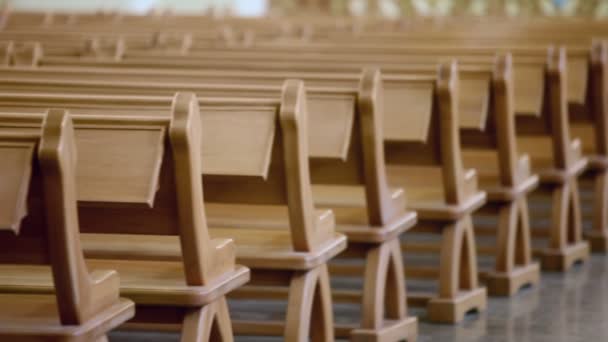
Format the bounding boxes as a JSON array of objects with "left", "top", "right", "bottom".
[
  {"left": 384, "top": 61, "right": 487, "bottom": 323},
  {"left": 515, "top": 46, "right": 591, "bottom": 271},
  {"left": 0, "top": 94, "right": 252, "bottom": 338},
  {"left": 571, "top": 40, "right": 608, "bottom": 252},
  {"left": 0, "top": 110, "right": 134, "bottom": 341}
]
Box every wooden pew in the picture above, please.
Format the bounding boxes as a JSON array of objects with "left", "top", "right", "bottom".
[
  {"left": 0, "top": 109, "right": 135, "bottom": 341},
  {"left": 1, "top": 41, "right": 495, "bottom": 132},
  {"left": 3, "top": 11, "right": 602, "bottom": 256},
  {"left": 40, "top": 40, "right": 591, "bottom": 271},
  {"left": 0, "top": 85, "right": 348, "bottom": 340},
  {"left": 0, "top": 55, "right": 485, "bottom": 319},
  {"left": 254, "top": 22, "right": 608, "bottom": 252},
  {"left": 4, "top": 40, "right": 561, "bottom": 272},
  {"left": 0, "top": 32, "right": 197, "bottom": 57},
  {"left": 5, "top": 39, "right": 587, "bottom": 150},
  {"left": 0, "top": 54, "right": 541, "bottom": 296},
  {"left": 380, "top": 61, "right": 488, "bottom": 322},
  {"left": 568, "top": 41, "right": 608, "bottom": 253},
  {"left": 452, "top": 55, "right": 541, "bottom": 295},
  {"left": 44, "top": 34, "right": 586, "bottom": 140},
  {"left": 0, "top": 69, "right": 422, "bottom": 339},
  {"left": 99, "top": 41, "right": 590, "bottom": 116},
  {"left": 502, "top": 48, "right": 588, "bottom": 271},
  {"left": 0, "top": 94, "right": 251, "bottom": 340}
]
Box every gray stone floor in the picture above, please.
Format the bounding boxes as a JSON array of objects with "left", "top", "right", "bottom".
[{"left": 110, "top": 254, "right": 608, "bottom": 341}]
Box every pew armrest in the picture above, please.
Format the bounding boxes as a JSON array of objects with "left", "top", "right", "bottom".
[{"left": 462, "top": 168, "right": 479, "bottom": 200}]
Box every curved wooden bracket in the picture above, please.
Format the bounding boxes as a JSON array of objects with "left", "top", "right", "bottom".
[
  {"left": 285, "top": 264, "right": 334, "bottom": 342},
  {"left": 360, "top": 239, "right": 407, "bottom": 329},
  {"left": 181, "top": 297, "right": 234, "bottom": 342},
  {"left": 358, "top": 67, "right": 401, "bottom": 225},
  {"left": 439, "top": 216, "right": 478, "bottom": 298}
]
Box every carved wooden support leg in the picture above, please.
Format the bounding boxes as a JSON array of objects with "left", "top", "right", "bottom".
[
  {"left": 485, "top": 197, "right": 540, "bottom": 296},
  {"left": 427, "top": 216, "right": 487, "bottom": 323},
  {"left": 351, "top": 239, "right": 417, "bottom": 342},
  {"left": 285, "top": 264, "right": 334, "bottom": 342},
  {"left": 586, "top": 169, "right": 608, "bottom": 252},
  {"left": 538, "top": 179, "right": 590, "bottom": 271},
  {"left": 181, "top": 297, "right": 234, "bottom": 342}
]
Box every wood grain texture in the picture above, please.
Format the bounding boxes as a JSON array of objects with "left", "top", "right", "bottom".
[{"left": 0, "top": 110, "right": 134, "bottom": 340}]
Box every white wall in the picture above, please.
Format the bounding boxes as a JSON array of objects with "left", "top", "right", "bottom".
[{"left": 3, "top": 0, "right": 268, "bottom": 15}]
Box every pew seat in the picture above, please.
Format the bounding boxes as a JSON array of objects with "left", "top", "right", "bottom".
[
  {"left": 76, "top": 206, "right": 344, "bottom": 271},
  {"left": 518, "top": 136, "right": 588, "bottom": 183},
  {"left": 463, "top": 150, "right": 539, "bottom": 201},
  {"left": 207, "top": 204, "right": 346, "bottom": 269},
  {"left": 387, "top": 165, "right": 486, "bottom": 220},
  {"left": 0, "top": 261, "right": 249, "bottom": 307},
  {"left": 312, "top": 185, "right": 417, "bottom": 243},
  {"left": 571, "top": 123, "right": 608, "bottom": 170},
  {"left": 0, "top": 293, "right": 133, "bottom": 341}
]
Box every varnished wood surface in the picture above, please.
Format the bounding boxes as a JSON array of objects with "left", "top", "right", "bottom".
[
  {"left": 2, "top": 9, "right": 607, "bottom": 339},
  {"left": 0, "top": 110, "right": 135, "bottom": 340}
]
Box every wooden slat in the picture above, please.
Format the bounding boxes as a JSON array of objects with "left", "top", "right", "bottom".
[
  {"left": 200, "top": 107, "right": 276, "bottom": 178},
  {"left": 307, "top": 94, "right": 354, "bottom": 159},
  {"left": 75, "top": 126, "right": 165, "bottom": 206},
  {"left": 0, "top": 142, "right": 34, "bottom": 232},
  {"left": 567, "top": 56, "right": 588, "bottom": 104},
  {"left": 459, "top": 77, "right": 490, "bottom": 130},
  {"left": 383, "top": 79, "right": 433, "bottom": 142},
  {"left": 513, "top": 64, "right": 544, "bottom": 116},
  {"left": 0, "top": 78, "right": 356, "bottom": 162}
]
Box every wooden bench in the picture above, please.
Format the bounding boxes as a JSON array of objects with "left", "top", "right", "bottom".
[
  {"left": 0, "top": 109, "right": 135, "bottom": 341},
  {"left": 459, "top": 55, "right": 540, "bottom": 295},
  {"left": 382, "top": 61, "right": 487, "bottom": 323},
  {"left": 70, "top": 39, "right": 592, "bottom": 271},
  {"left": 0, "top": 84, "right": 348, "bottom": 341},
  {"left": 4, "top": 39, "right": 550, "bottom": 277},
  {"left": 0, "top": 54, "right": 494, "bottom": 323},
  {"left": 0, "top": 50, "right": 542, "bottom": 296},
  {"left": 50, "top": 38, "right": 540, "bottom": 295},
  {"left": 263, "top": 22, "right": 608, "bottom": 252},
  {"left": 215, "top": 18, "right": 603, "bottom": 264},
  {"left": 3, "top": 9, "right": 603, "bottom": 250},
  {"left": 0, "top": 69, "right": 420, "bottom": 340},
  {"left": 0, "top": 32, "right": 197, "bottom": 57}
]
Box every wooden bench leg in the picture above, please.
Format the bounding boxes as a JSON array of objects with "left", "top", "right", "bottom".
[
  {"left": 485, "top": 197, "right": 540, "bottom": 296},
  {"left": 427, "top": 216, "right": 487, "bottom": 323},
  {"left": 285, "top": 264, "right": 334, "bottom": 342},
  {"left": 350, "top": 239, "right": 417, "bottom": 342},
  {"left": 586, "top": 169, "right": 608, "bottom": 252},
  {"left": 537, "top": 179, "right": 590, "bottom": 271},
  {"left": 181, "top": 297, "right": 233, "bottom": 342}
]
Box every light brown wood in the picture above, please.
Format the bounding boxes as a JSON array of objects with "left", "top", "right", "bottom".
[
  {"left": 385, "top": 62, "right": 488, "bottom": 322},
  {"left": 0, "top": 85, "right": 346, "bottom": 340},
  {"left": 0, "top": 65, "right": 419, "bottom": 337},
  {"left": 0, "top": 96, "right": 251, "bottom": 340},
  {"left": 0, "top": 109, "right": 134, "bottom": 341},
  {"left": 516, "top": 48, "right": 590, "bottom": 270},
  {"left": 0, "top": 44, "right": 488, "bottom": 323},
  {"left": 28, "top": 14, "right": 600, "bottom": 255},
  {"left": 3, "top": 11, "right": 606, "bottom": 333},
  {"left": 459, "top": 54, "right": 540, "bottom": 295}
]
